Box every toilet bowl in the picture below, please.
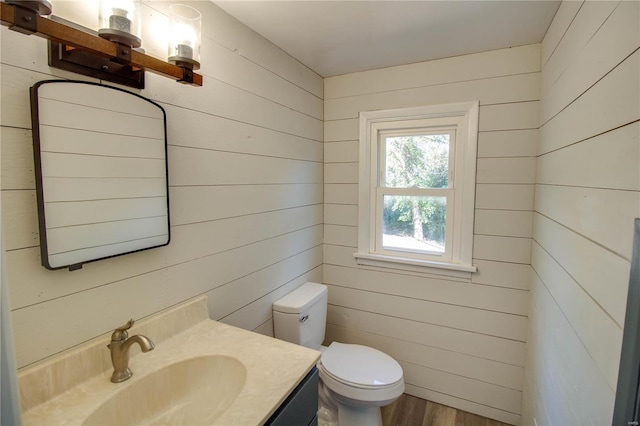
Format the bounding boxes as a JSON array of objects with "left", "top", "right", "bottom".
[
  {"left": 273, "top": 282, "right": 405, "bottom": 426},
  {"left": 318, "top": 342, "right": 404, "bottom": 425}
]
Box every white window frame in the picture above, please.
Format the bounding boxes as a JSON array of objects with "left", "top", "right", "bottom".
[{"left": 354, "top": 102, "right": 479, "bottom": 274}]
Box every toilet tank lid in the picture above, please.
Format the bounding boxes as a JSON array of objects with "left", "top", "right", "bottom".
[{"left": 273, "top": 282, "right": 327, "bottom": 314}]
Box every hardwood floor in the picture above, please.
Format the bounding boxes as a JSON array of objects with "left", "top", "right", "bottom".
[{"left": 382, "top": 394, "right": 513, "bottom": 426}]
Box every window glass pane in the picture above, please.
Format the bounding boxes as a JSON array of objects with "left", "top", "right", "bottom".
[
  {"left": 384, "top": 134, "right": 450, "bottom": 188},
  {"left": 382, "top": 195, "right": 446, "bottom": 254}
]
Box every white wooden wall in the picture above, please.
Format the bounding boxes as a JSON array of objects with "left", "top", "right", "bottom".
[
  {"left": 522, "top": 1, "right": 640, "bottom": 425},
  {"left": 323, "top": 44, "right": 540, "bottom": 425},
  {"left": 0, "top": 0, "right": 323, "bottom": 368}
]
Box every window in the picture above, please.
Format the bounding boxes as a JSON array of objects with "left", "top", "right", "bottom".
[{"left": 355, "top": 102, "right": 479, "bottom": 274}]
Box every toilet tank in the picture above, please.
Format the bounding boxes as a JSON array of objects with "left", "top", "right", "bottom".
[{"left": 273, "top": 282, "right": 327, "bottom": 350}]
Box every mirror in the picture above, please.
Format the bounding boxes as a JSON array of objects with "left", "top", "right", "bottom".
[{"left": 30, "top": 80, "right": 170, "bottom": 271}]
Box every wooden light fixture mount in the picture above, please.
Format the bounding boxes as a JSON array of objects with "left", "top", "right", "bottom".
[{"left": 0, "top": 1, "right": 203, "bottom": 89}]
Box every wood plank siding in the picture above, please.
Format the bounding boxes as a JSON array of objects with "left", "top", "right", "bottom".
[{"left": 522, "top": 1, "right": 640, "bottom": 425}]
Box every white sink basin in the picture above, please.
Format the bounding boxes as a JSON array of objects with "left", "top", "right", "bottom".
[{"left": 84, "top": 355, "right": 246, "bottom": 425}]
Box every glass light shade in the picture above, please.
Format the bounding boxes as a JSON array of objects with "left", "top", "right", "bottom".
[
  {"left": 98, "top": 0, "right": 141, "bottom": 48},
  {"left": 168, "top": 4, "right": 201, "bottom": 70}
]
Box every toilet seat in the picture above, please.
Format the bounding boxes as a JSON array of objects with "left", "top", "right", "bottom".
[
  {"left": 320, "top": 365, "right": 401, "bottom": 390},
  {"left": 318, "top": 364, "right": 405, "bottom": 405},
  {"left": 318, "top": 342, "right": 405, "bottom": 405},
  {"left": 321, "top": 342, "right": 403, "bottom": 387}
]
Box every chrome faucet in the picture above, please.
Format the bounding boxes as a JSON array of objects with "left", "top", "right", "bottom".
[{"left": 108, "top": 319, "right": 155, "bottom": 383}]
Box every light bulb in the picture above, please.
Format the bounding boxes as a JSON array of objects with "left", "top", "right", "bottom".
[{"left": 171, "top": 23, "right": 196, "bottom": 59}]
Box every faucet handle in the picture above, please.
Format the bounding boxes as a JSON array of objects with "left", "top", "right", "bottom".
[{"left": 111, "top": 319, "right": 134, "bottom": 342}]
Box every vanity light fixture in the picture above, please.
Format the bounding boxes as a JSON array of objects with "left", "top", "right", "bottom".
[{"left": 0, "top": 0, "right": 203, "bottom": 87}]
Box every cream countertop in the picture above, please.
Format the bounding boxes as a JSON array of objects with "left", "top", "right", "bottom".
[{"left": 18, "top": 296, "right": 320, "bottom": 425}]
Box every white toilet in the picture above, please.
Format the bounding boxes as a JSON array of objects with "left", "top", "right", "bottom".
[{"left": 273, "top": 282, "right": 405, "bottom": 426}]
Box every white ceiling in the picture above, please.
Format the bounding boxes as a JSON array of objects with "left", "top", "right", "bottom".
[{"left": 214, "top": 1, "right": 561, "bottom": 77}]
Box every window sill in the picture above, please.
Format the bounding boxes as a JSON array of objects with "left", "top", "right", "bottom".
[{"left": 353, "top": 252, "right": 477, "bottom": 276}]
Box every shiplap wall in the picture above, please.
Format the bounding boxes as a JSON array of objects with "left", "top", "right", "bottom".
[
  {"left": 522, "top": 1, "right": 640, "bottom": 425},
  {"left": 323, "top": 45, "right": 540, "bottom": 425},
  {"left": 0, "top": 0, "right": 323, "bottom": 369}
]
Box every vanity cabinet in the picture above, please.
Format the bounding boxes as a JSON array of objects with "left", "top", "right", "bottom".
[{"left": 266, "top": 367, "right": 318, "bottom": 426}]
